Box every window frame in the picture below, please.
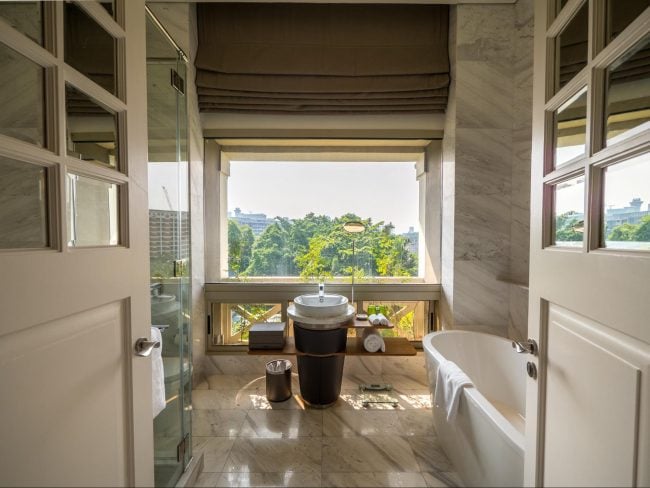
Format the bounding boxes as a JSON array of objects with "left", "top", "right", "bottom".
[
  {"left": 0, "top": 0, "right": 129, "bottom": 253},
  {"left": 203, "top": 138, "right": 443, "bottom": 351},
  {"left": 542, "top": 1, "right": 650, "bottom": 255}
]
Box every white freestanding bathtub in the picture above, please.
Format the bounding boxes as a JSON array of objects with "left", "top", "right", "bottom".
[{"left": 423, "top": 330, "right": 526, "bottom": 487}]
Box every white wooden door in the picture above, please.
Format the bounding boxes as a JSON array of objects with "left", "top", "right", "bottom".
[
  {"left": 527, "top": 1, "right": 650, "bottom": 486},
  {"left": 0, "top": 1, "right": 153, "bottom": 486}
]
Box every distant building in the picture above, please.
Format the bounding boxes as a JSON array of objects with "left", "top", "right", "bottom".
[
  {"left": 605, "top": 198, "right": 650, "bottom": 235},
  {"left": 229, "top": 208, "right": 276, "bottom": 235},
  {"left": 401, "top": 226, "right": 419, "bottom": 254},
  {"left": 149, "top": 209, "right": 190, "bottom": 258}
]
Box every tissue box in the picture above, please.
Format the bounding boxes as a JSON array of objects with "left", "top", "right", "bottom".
[{"left": 249, "top": 322, "right": 287, "bottom": 350}]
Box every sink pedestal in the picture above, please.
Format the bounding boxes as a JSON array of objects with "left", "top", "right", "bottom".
[{"left": 294, "top": 324, "right": 347, "bottom": 407}]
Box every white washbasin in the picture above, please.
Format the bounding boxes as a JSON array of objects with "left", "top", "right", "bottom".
[
  {"left": 293, "top": 294, "right": 349, "bottom": 318},
  {"left": 288, "top": 293, "right": 355, "bottom": 329}
]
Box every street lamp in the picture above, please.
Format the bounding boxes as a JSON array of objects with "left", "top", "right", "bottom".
[{"left": 343, "top": 221, "right": 365, "bottom": 309}]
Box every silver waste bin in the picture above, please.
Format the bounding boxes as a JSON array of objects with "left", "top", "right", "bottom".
[{"left": 266, "top": 359, "right": 292, "bottom": 402}]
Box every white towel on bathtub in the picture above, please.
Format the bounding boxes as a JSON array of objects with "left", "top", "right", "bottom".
[{"left": 434, "top": 359, "right": 473, "bottom": 421}]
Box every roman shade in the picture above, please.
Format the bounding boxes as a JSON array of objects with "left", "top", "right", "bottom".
[{"left": 195, "top": 3, "right": 450, "bottom": 114}]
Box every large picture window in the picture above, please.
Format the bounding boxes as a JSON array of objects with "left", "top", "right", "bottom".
[{"left": 226, "top": 160, "right": 422, "bottom": 282}]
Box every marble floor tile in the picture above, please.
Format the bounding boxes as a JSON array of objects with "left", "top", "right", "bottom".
[
  {"left": 323, "top": 409, "right": 401, "bottom": 437},
  {"left": 334, "top": 389, "right": 404, "bottom": 411},
  {"left": 321, "top": 436, "right": 420, "bottom": 473},
  {"left": 383, "top": 373, "right": 429, "bottom": 390},
  {"left": 192, "top": 437, "right": 236, "bottom": 473},
  {"left": 207, "top": 374, "right": 265, "bottom": 391},
  {"left": 397, "top": 410, "right": 436, "bottom": 436},
  {"left": 340, "top": 374, "right": 385, "bottom": 389},
  {"left": 407, "top": 436, "right": 454, "bottom": 473},
  {"left": 422, "top": 471, "right": 463, "bottom": 487},
  {"left": 240, "top": 410, "right": 322, "bottom": 438},
  {"left": 193, "top": 410, "right": 247, "bottom": 437},
  {"left": 213, "top": 472, "right": 321, "bottom": 487},
  {"left": 194, "top": 472, "right": 220, "bottom": 487},
  {"left": 323, "top": 472, "right": 428, "bottom": 487},
  {"left": 222, "top": 438, "right": 321, "bottom": 474},
  {"left": 394, "top": 390, "right": 433, "bottom": 410},
  {"left": 193, "top": 390, "right": 255, "bottom": 410}
]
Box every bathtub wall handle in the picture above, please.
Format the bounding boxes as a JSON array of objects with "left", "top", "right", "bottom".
[{"left": 512, "top": 339, "right": 537, "bottom": 355}]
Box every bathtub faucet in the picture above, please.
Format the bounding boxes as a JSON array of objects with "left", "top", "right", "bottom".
[
  {"left": 318, "top": 282, "right": 325, "bottom": 302},
  {"left": 512, "top": 338, "right": 537, "bottom": 355}
]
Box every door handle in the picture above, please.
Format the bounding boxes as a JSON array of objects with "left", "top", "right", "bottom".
[
  {"left": 134, "top": 337, "right": 161, "bottom": 357},
  {"left": 512, "top": 338, "right": 538, "bottom": 355}
]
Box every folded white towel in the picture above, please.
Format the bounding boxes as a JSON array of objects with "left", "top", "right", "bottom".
[
  {"left": 377, "top": 313, "right": 390, "bottom": 326},
  {"left": 434, "top": 359, "right": 472, "bottom": 421},
  {"left": 368, "top": 314, "right": 380, "bottom": 325},
  {"left": 151, "top": 327, "right": 166, "bottom": 418},
  {"left": 362, "top": 328, "right": 386, "bottom": 353}
]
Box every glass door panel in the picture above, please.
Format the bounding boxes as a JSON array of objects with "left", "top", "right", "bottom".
[{"left": 146, "top": 13, "right": 191, "bottom": 488}]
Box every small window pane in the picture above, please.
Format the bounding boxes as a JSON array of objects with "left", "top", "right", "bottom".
[
  {"left": 555, "top": 88, "right": 587, "bottom": 168},
  {"left": 66, "top": 84, "right": 118, "bottom": 168},
  {"left": 66, "top": 174, "right": 119, "bottom": 247},
  {"left": 100, "top": 1, "right": 115, "bottom": 18},
  {"left": 552, "top": 176, "right": 584, "bottom": 247},
  {"left": 606, "top": 0, "right": 650, "bottom": 45},
  {"left": 605, "top": 38, "right": 650, "bottom": 147},
  {"left": 0, "top": 157, "right": 48, "bottom": 249},
  {"left": 602, "top": 154, "right": 650, "bottom": 251},
  {"left": 0, "top": 42, "right": 45, "bottom": 147},
  {"left": 556, "top": 2, "right": 588, "bottom": 93},
  {"left": 64, "top": 2, "right": 116, "bottom": 95},
  {"left": 217, "top": 303, "right": 282, "bottom": 345},
  {"left": 0, "top": 1, "right": 43, "bottom": 45},
  {"left": 360, "top": 301, "right": 429, "bottom": 341}
]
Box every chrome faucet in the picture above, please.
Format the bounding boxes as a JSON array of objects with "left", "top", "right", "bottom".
[
  {"left": 318, "top": 282, "right": 325, "bottom": 302},
  {"left": 512, "top": 339, "right": 538, "bottom": 355}
]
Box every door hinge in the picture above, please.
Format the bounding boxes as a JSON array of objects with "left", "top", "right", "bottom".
[
  {"left": 170, "top": 68, "right": 185, "bottom": 95},
  {"left": 177, "top": 433, "right": 189, "bottom": 463}
]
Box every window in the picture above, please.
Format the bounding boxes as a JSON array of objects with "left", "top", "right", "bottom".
[
  {"left": 66, "top": 174, "right": 119, "bottom": 247},
  {"left": 226, "top": 160, "right": 422, "bottom": 283},
  {"left": 0, "top": 157, "right": 49, "bottom": 249},
  {"left": 551, "top": 175, "right": 584, "bottom": 248},
  {"left": 604, "top": 37, "right": 650, "bottom": 147},
  {"left": 554, "top": 87, "right": 587, "bottom": 169},
  {"left": 554, "top": 2, "right": 588, "bottom": 94},
  {"left": 0, "top": 42, "right": 46, "bottom": 148},
  {"left": 601, "top": 153, "right": 650, "bottom": 250}
]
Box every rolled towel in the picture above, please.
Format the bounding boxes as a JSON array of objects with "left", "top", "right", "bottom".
[
  {"left": 376, "top": 313, "right": 390, "bottom": 326},
  {"left": 368, "top": 314, "right": 380, "bottom": 326},
  {"left": 362, "top": 328, "right": 386, "bottom": 353},
  {"left": 151, "top": 326, "right": 166, "bottom": 418},
  {"left": 434, "top": 359, "right": 473, "bottom": 421}
]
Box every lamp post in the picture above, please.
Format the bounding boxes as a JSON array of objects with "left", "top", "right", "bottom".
[{"left": 343, "top": 221, "right": 365, "bottom": 309}]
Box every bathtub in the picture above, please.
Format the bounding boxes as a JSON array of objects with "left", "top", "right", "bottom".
[{"left": 423, "top": 330, "right": 526, "bottom": 487}]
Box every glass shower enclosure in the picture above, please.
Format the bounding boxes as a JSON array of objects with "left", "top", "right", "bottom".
[{"left": 146, "top": 10, "right": 192, "bottom": 487}]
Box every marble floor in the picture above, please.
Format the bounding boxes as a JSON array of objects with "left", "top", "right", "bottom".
[{"left": 190, "top": 359, "right": 461, "bottom": 488}]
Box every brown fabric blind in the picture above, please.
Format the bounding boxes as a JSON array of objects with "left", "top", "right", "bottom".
[{"left": 196, "top": 3, "right": 450, "bottom": 114}]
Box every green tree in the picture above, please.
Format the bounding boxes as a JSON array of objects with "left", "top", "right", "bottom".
[
  {"left": 633, "top": 215, "right": 650, "bottom": 242},
  {"left": 608, "top": 223, "right": 637, "bottom": 241},
  {"left": 555, "top": 211, "right": 583, "bottom": 242}
]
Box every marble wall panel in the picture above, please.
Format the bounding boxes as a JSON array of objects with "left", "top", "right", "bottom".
[
  {"left": 456, "top": 5, "right": 515, "bottom": 68},
  {"left": 441, "top": 2, "right": 533, "bottom": 337},
  {"left": 456, "top": 62, "right": 514, "bottom": 129}
]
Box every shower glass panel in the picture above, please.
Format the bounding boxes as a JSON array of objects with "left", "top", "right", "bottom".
[{"left": 146, "top": 12, "right": 192, "bottom": 488}]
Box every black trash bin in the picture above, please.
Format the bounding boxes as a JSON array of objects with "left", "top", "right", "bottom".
[
  {"left": 294, "top": 324, "right": 347, "bottom": 407},
  {"left": 266, "top": 359, "right": 292, "bottom": 402}
]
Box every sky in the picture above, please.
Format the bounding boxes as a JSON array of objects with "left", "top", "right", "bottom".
[
  {"left": 227, "top": 161, "right": 420, "bottom": 234},
  {"left": 555, "top": 151, "right": 650, "bottom": 215}
]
